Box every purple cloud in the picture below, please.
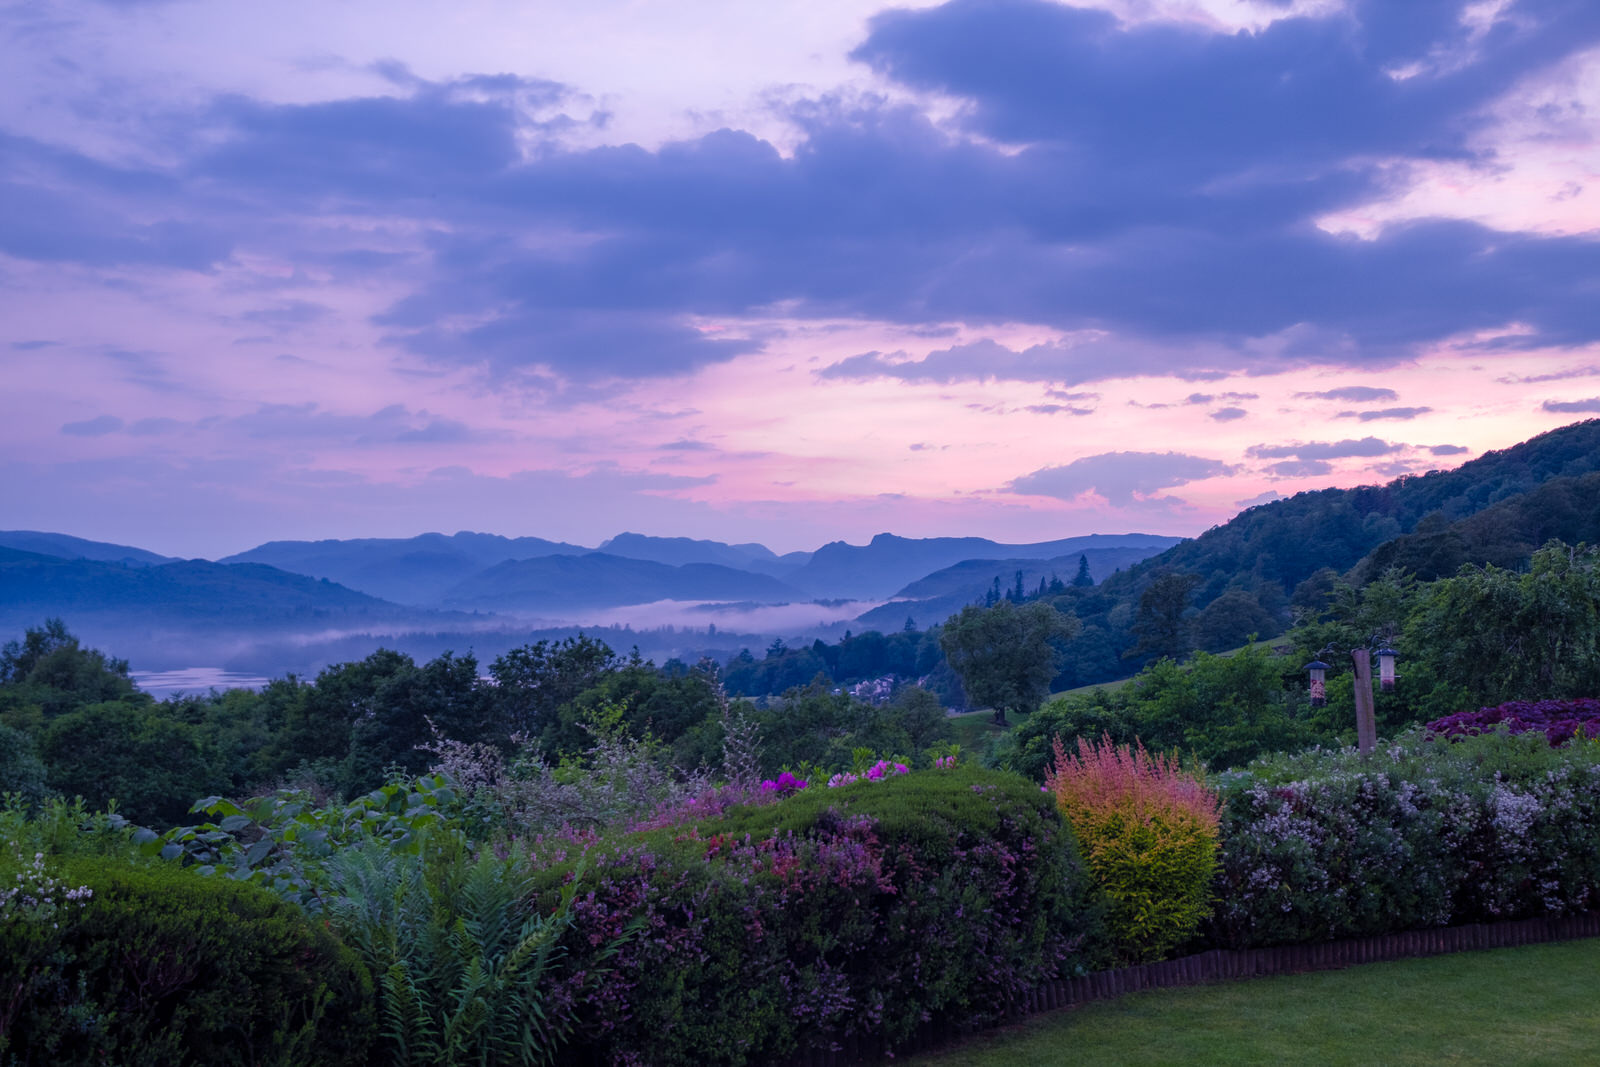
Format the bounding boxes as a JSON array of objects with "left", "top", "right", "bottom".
[
  {"left": 1335, "top": 406, "right": 1433, "bottom": 421},
  {"left": 1006, "top": 451, "right": 1235, "bottom": 505},
  {"left": 1295, "top": 386, "right": 1399, "bottom": 403},
  {"left": 1210, "top": 407, "right": 1248, "bottom": 422},
  {"left": 1542, "top": 398, "right": 1600, "bottom": 413},
  {"left": 1247, "top": 437, "right": 1399, "bottom": 460},
  {"left": 1265, "top": 459, "right": 1334, "bottom": 478},
  {"left": 61, "top": 415, "right": 124, "bottom": 437}
]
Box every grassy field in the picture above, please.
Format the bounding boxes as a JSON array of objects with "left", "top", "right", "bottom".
[{"left": 904, "top": 939, "right": 1600, "bottom": 1066}]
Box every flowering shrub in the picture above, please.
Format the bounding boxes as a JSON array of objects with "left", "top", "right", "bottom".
[
  {"left": 1044, "top": 735, "right": 1221, "bottom": 963},
  {"left": 760, "top": 770, "right": 808, "bottom": 795},
  {"left": 1210, "top": 730, "right": 1600, "bottom": 948},
  {"left": 0, "top": 846, "right": 92, "bottom": 928},
  {"left": 827, "top": 759, "right": 909, "bottom": 788},
  {"left": 1426, "top": 698, "right": 1600, "bottom": 746},
  {"left": 531, "top": 765, "right": 1106, "bottom": 1066}
]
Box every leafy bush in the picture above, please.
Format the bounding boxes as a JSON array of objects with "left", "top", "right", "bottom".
[
  {"left": 149, "top": 772, "right": 463, "bottom": 909},
  {"left": 0, "top": 852, "right": 374, "bottom": 1066},
  {"left": 1044, "top": 735, "right": 1221, "bottom": 963},
  {"left": 1210, "top": 730, "right": 1600, "bottom": 948},
  {"left": 1426, "top": 698, "right": 1600, "bottom": 746},
  {"left": 531, "top": 765, "right": 1105, "bottom": 1066}
]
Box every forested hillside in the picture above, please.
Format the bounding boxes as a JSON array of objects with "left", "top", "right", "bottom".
[{"left": 1044, "top": 419, "right": 1600, "bottom": 686}]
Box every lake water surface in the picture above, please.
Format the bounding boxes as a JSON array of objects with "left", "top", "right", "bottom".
[{"left": 132, "top": 668, "right": 272, "bottom": 699}]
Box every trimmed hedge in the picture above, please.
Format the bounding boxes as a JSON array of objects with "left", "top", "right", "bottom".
[
  {"left": 0, "top": 856, "right": 374, "bottom": 1066},
  {"left": 532, "top": 765, "right": 1107, "bottom": 1066},
  {"left": 1208, "top": 731, "right": 1600, "bottom": 948}
]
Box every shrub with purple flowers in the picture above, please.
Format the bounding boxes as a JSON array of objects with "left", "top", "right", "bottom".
[
  {"left": 1426, "top": 698, "right": 1600, "bottom": 746},
  {"left": 1209, "top": 729, "right": 1600, "bottom": 948},
  {"left": 530, "top": 765, "right": 1107, "bottom": 1066}
]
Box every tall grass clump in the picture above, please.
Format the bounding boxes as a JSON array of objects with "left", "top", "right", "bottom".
[{"left": 1045, "top": 734, "right": 1221, "bottom": 963}]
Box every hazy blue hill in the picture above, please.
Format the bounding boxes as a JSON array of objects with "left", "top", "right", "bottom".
[
  {"left": 0, "top": 549, "right": 410, "bottom": 622},
  {"left": 853, "top": 545, "right": 1173, "bottom": 630},
  {"left": 220, "top": 531, "right": 588, "bottom": 604},
  {"left": 790, "top": 532, "right": 1183, "bottom": 599},
  {"left": 0, "top": 530, "right": 174, "bottom": 567},
  {"left": 599, "top": 532, "right": 783, "bottom": 569},
  {"left": 440, "top": 553, "right": 805, "bottom": 613}
]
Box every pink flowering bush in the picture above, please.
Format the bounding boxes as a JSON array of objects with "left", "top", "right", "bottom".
[{"left": 1045, "top": 735, "right": 1221, "bottom": 963}]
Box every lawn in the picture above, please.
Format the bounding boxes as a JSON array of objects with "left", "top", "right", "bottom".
[{"left": 904, "top": 939, "right": 1600, "bottom": 1066}]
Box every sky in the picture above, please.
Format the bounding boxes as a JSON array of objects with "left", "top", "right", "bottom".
[{"left": 2, "top": 0, "right": 1599, "bottom": 560}]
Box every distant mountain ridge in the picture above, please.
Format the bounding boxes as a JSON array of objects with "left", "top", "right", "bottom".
[
  {"left": 220, "top": 532, "right": 588, "bottom": 605},
  {"left": 0, "top": 530, "right": 175, "bottom": 568},
  {"left": 854, "top": 545, "right": 1173, "bottom": 630},
  {"left": 440, "top": 553, "right": 805, "bottom": 614},
  {"left": 791, "top": 532, "right": 1183, "bottom": 599}
]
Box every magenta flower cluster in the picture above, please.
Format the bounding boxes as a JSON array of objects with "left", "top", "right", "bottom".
[
  {"left": 759, "top": 771, "right": 808, "bottom": 795},
  {"left": 827, "top": 760, "right": 908, "bottom": 788},
  {"left": 1426, "top": 698, "right": 1600, "bottom": 746}
]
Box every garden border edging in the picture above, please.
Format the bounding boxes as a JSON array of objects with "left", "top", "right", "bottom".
[{"left": 778, "top": 909, "right": 1600, "bottom": 1066}]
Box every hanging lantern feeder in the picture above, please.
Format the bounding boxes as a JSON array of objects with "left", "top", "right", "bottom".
[
  {"left": 1304, "top": 657, "right": 1331, "bottom": 708},
  {"left": 1375, "top": 645, "right": 1399, "bottom": 692}
]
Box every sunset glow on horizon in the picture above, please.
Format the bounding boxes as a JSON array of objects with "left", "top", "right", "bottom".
[{"left": 3, "top": 0, "right": 1599, "bottom": 558}]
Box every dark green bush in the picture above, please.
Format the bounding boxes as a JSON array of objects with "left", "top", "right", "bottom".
[
  {"left": 0, "top": 855, "right": 374, "bottom": 1066},
  {"left": 534, "top": 765, "right": 1108, "bottom": 1065}
]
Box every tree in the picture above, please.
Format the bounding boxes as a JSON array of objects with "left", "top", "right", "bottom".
[
  {"left": 1192, "top": 589, "right": 1278, "bottom": 652},
  {"left": 1127, "top": 572, "right": 1202, "bottom": 663},
  {"left": 489, "top": 635, "right": 617, "bottom": 735},
  {"left": 1405, "top": 541, "right": 1600, "bottom": 715},
  {"left": 938, "top": 600, "right": 1080, "bottom": 724},
  {"left": 1073, "top": 555, "right": 1094, "bottom": 588}
]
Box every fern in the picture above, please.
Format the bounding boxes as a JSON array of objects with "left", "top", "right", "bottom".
[{"left": 324, "top": 835, "right": 580, "bottom": 1066}]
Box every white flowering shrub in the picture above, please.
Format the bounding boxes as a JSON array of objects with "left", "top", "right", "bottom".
[
  {"left": 1209, "top": 729, "right": 1600, "bottom": 947},
  {"left": 0, "top": 846, "right": 92, "bottom": 929}
]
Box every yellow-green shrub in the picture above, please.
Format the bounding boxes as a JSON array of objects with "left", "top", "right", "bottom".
[{"left": 1045, "top": 734, "right": 1221, "bottom": 963}]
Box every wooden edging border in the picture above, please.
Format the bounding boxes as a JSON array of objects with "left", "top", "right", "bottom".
[{"left": 779, "top": 910, "right": 1600, "bottom": 1066}]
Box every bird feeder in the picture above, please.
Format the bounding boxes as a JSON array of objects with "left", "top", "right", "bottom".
[
  {"left": 1375, "top": 645, "right": 1398, "bottom": 692},
  {"left": 1304, "top": 658, "right": 1331, "bottom": 707}
]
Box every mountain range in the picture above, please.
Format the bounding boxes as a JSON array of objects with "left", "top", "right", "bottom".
[
  {"left": 0, "top": 526, "right": 1180, "bottom": 672},
  {"left": 8, "top": 417, "right": 1598, "bottom": 682}
]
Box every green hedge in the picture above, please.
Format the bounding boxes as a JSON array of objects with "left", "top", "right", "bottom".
[
  {"left": 0, "top": 856, "right": 374, "bottom": 1066},
  {"left": 534, "top": 765, "right": 1108, "bottom": 1065}
]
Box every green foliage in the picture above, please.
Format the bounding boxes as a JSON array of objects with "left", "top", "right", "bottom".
[
  {"left": 752, "top": 681, "right": 940, "bottom": 775},
  {"left": 1004, "top": 643, "right": 1316, "bottom": 776},
  {"left": 0, "top": 852, "right": 374, "bottom": 1066},
  {"left": 1404, "top": 542, "right": 1600, "bottom": 715},
  {"left": 940, "top": 599, "right": 1080, "bottom": 721},
  {"left": 1127, "top": 571, "right": 1202, "bottom": 661},
  {"left": 0, "top": 724, "right": 48, "bottom": 807},
  {"left": 149, "top": 772, "right": 461, "bottom": 908},
  {"left": 322, "top": 837, "right": 584, "bottom": 1067},
  {"left": 40, "top": 701, "right": 215, "bottom": 827}
]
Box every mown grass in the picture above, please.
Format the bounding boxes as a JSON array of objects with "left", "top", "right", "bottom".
[{"left": 903, "top": 939, "right": 1600, "bottom": 1066}]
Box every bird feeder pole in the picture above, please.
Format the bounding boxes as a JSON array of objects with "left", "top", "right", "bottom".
[{"left": 1349, "top": 647, "right": 1377, "bottom": 755}]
